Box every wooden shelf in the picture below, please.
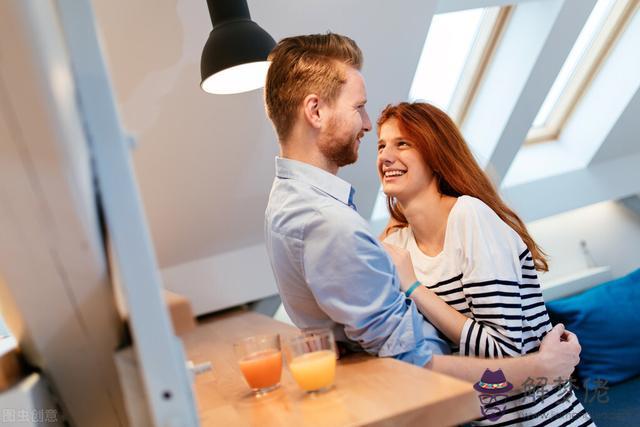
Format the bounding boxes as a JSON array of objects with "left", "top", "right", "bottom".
[{"left": 541, "top": 266, "right": 612, "bottom": 301}]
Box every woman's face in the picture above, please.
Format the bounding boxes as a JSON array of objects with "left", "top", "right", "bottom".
[{"left": 377, "top": 118, "right": 434, "bottom": 204}]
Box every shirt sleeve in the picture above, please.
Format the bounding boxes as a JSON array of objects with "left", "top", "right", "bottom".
[
  {"left": 302, "top": 207, "right": 449, "bottom": 366},
  {"left": 456, "top": 199, "right": 529, "bottom": 358}
]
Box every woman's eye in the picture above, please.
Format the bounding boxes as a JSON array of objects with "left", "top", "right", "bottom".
[{"left": 377, "top": 144, "right": 385, "bottom": 152}]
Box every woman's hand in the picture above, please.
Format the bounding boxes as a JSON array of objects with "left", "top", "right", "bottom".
[{"left": 381, "top": 242, "right": 419, "bottom": 292}]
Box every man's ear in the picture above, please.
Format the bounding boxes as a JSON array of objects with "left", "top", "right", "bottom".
[{"left": 302, "top": 94, "right": 322, "bottom": 129}]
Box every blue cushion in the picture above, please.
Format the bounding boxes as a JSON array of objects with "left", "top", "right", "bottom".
[
  {"left": 574, "top": 375, "right": 640, "bottom": 426},
  {"left": 546, "top": 268, "right": 640, "bottom": 390}
]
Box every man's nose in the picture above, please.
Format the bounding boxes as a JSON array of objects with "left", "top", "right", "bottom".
[{"left": 362, "top": 109, "right": 372, "bottom": 132}]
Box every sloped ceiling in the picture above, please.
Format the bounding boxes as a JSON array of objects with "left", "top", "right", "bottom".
[
  {"left": 92, "top": 0, "right": 437, "bottom": 268},
  {"left": 590, "top": 88, "right": 640, "bottom": 163}
]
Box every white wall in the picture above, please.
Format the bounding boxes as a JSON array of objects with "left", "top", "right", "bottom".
[
  {"left": 528, "top": 200, "right": 640, "bottom": 284},
  {"left": 161, "top": 243, "right": 278, "bottom": 316}
]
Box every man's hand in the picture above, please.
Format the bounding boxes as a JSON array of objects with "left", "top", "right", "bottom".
[
  {"left": 536, "top": 323, "right": 581, "bottom": 380},
  {"left": 381, "top": 243, "right": 418, "bottom": 292}
]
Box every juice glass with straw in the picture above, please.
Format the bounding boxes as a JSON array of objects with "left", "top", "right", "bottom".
[
  {"left": 283, "top": 329, "right": 337, "bottom": 393},
  {"left": 233, "top": 334, "right": 282, "bottom": 395}
]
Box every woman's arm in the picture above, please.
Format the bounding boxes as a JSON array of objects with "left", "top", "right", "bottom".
[
  {"left": 427, "top": 323, "right": 581, "bottom": 391},
  {"left": 383, "top": 242, "right": 525, "bottom": 357},
  {"left": 382, "top": 242, "right": 582, "bottom": 388},
  {"left": 409, "top": 285, "right": 467, "bottom": 343},
  {"left": 383, "top": 242, "right": 468, "bottom": 342}
]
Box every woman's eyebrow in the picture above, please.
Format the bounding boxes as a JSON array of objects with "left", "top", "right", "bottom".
[{"left": 379, "top": 137, "right": 403, "bottom": 143}]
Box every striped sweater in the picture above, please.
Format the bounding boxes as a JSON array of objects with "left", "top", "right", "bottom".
[{"left": 385, "top": 196, "right": 594, "bottom": 426}]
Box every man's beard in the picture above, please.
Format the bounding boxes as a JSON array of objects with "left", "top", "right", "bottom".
[{"left": 318, "top": 115, "right": 361, "bottom": 168}]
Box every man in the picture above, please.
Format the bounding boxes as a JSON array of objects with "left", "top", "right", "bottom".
[{"left": 263, "top": 33, "right": 580, "bottom": 388}]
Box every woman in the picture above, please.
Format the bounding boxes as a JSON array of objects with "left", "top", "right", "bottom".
[{"left": 377, "top": 102, "right": 592, "bottom": 426}]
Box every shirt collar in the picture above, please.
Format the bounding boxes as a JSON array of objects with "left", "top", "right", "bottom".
[{"left": 275, "top": 157, "right": 356, "bottom": 207}]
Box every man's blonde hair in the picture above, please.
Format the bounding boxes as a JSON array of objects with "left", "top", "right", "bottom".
[{"left": 265, "top": 33, "right": 363, "bottom": 141}]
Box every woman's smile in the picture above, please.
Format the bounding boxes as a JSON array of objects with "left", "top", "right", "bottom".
[{"left": 382, "top": 169, "right": 407, "bottom": 181}]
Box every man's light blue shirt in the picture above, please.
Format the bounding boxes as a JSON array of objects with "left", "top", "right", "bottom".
[{"left": 265, "top": 157, "right": 449, "bottom": 366}]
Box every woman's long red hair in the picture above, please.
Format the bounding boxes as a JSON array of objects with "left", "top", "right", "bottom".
[{"left": 378, "top": 102, "right": 548, "bottom": 272}]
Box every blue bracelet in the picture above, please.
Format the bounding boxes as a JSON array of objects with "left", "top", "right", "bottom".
[{"left": 405, "top": 281, "right": 421, "bottom": 298}]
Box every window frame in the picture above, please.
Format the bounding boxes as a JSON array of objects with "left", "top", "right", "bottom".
[
  {"left": 525, "top": 0, "right": 639, "bottom": 144},
  {"left": 451, "top": 6, "right": 514, "bottom": 125}
]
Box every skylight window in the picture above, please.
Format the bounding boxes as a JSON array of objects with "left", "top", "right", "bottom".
[
  {"left": 532, "top": 0, "right": 616, "bottom": 128},
  {"left": 409, "top": 8, "right": 485, "bottom": 112},
  {"left": 527, "top": 0, "right": 636, "bottom": 143}
]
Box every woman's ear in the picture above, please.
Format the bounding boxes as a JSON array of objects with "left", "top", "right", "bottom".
[{"left": 302, "top": 94, "right": 322, "bottom": 129}]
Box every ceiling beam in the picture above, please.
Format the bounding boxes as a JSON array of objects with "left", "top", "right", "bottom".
[
  {"left": 0, "top": 1, "right": 126, "bottom": 424},
  {"left": 589, "top": 86, "right": 640, "bottom": 164},
  {"left": 461, "top": 0, "right": 596, "bottom": 184},
  {"left": 566, "top": 9, "right": 640, "bottom": 166},
  {"left": 502, "top": 152, "right": 640, "bottom": 222}
]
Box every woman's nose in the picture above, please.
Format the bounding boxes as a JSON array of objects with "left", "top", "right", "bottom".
[{"left": 378, "top": 146, "right": 395, "bottom": 163}]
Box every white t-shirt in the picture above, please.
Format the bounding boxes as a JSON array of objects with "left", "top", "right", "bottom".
[{"left": 385, "top": 196, "right": 593, "bottom": 426}]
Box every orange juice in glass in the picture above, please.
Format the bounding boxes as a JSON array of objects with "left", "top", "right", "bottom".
[
  {"left": 284, "top": 329, "right": 337, "bottom": 392},
  {"left": 234, "top": 334, "right": 282, "bottom": 395}
]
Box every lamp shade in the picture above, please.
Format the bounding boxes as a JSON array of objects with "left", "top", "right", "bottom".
[{"left": 200, "top": 0, "right": 275, "bottom": 94}]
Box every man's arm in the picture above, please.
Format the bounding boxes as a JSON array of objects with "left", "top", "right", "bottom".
[
  {"left": 427, "top": 323, "right": 581, "bottom": 391},
  {"left": 302, "top": 208, "right": 449, "bottom": 365}
]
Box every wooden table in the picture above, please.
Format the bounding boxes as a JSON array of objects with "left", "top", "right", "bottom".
[{"left": 183, "top": 310, "right": 480, "bottom": 427}]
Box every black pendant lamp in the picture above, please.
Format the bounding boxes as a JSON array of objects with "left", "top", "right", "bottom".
[{"left": 200, "top": 0, "right": 276, "bottom": 94}]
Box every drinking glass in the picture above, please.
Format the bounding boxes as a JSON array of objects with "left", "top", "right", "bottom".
[
  {"left": 233, "top": 333, "right": 282, "bottom": 395},
  {"left": 283, "top": 329, "right": 337, "bottom": 393}
]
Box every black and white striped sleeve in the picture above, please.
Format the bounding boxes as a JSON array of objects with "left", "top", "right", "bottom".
[
  {"left": 456, "top": 198, "right": 532, "bottom": 358},
  {"left": 458, "top": 278, "right": 525, "bottom": 358}
]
